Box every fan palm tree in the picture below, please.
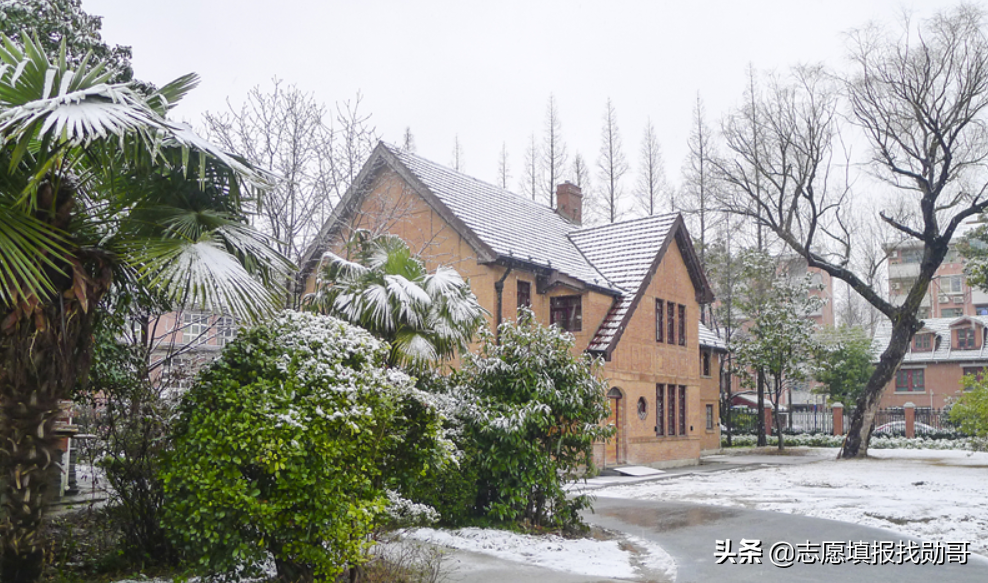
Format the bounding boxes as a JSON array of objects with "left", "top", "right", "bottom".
[
  {"left": 0, "top": 37, "right": 291, "bottom": 582},
  {"left": 306, "top": 230, "right": 486, "bottom": 368}
]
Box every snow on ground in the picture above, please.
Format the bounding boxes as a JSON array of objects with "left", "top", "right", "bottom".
[
  {"left": 596, "top": 447, "right": 988, "bottom": 557},
  {"left": 407, "top": 526, "right": 677, "bottom": 581}
]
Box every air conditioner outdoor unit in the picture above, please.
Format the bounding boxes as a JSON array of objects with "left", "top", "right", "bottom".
[
  {"left": 955, "top": 296, "right": 965, "bottom": 304},
  {"left": 892, "top": 283, "right": 901, "bottom": 290},
  {"left": 939, "top": 295, "right": 950, "bottom": 304}
]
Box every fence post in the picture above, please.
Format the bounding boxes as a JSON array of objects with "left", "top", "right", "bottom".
[
  {"left": 904, "top": 402, "right": 915, "bottom": 438},
  {"left": 832, "top": 402, "right": 843, "bottom": 436},
  {"left": 764, "top": 407, "right": 773, "bottom": 436}
]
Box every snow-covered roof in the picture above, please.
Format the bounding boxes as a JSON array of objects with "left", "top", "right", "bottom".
[
  {"left": 389, "top": 145, "right": 620, "bottom": 292},
  {"left": 569, "top": 214, "right": 681, "bottom": 352},
  {"left": 731, "top": 390, "right": 786, "bottom": 411},
  {"left": 872, "top": 316, "right": 988, "bottom": 364},
  {"left": 301, "top": 142, "right": 713, "bottom": 357},
  {"left": 698, "top": 323, "right": 728, "bottom": 352}
]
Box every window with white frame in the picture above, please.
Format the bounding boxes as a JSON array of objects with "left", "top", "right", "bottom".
[
  {"left": 217, "top": 315, "right": 238, "bottom": 346},
  {"left": 944, "top": 275, "right": 964, "bottom": 294},
  {"left": 181, "top": 312, "right": 211, "bottom": 344}
]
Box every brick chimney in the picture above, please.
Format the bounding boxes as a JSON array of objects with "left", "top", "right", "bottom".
[{"left": 555, "top": 182, "right": 582, "bottom": 225}]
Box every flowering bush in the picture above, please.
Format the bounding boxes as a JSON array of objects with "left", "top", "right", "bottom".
[{"left": 161, "top": 312, "right": 451, "bottom": 582}]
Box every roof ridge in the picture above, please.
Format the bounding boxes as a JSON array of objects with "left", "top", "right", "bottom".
[
  {"left": 382, "top": 142, "right": 560, "bottom": 216},
  {"left": 570, "top": 211, "right": 678, "bottom": 235}
]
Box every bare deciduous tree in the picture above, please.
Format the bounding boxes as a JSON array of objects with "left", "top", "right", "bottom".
[
  {"left": 541, "top": 94, "right": 569, "bottom": 207},
  {"left": 402, "top": 126, "right": 416, "bottom": 152},
  {"left": 679, "top": 94, "right": 718, "bottom": 267},
  {"left": 520, "top": 133, "right": 539, "bottom": 200},
  {"left": 451, "top": 134, "right": 465, "bottom": 171},
  {"left": 573, "top": 152, "right": 603, "bottom": 225},
  {"left": 597, "top": 98, "right": 628, "bottom": 223},
  {"left": 497, "top": 142, "right": 511, "bottom": 189},
  {"left": 203, "top": 79, "right": 337, "bottom": 272},
  {"left": 717, "top": 6, "right": 988, "bottom": 458},
  {"left": 333, "top": 91, "right": 378, "bottom": 198},
  {"left": 635, "top": 118, "right": 668, "bottom": 216}
]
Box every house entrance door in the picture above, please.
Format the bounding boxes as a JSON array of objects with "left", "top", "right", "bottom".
[{"left": 605, "top": 387, "right": 623, "bottom": 466}]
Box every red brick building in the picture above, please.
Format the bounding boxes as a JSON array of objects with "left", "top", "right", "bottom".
[{"left": 874, "top": 316, "right": 987, "bottom": 409}]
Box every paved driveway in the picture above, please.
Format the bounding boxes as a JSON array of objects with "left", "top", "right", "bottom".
[{"left": 585, "top": 497, "right": 988, "bottom": 583}]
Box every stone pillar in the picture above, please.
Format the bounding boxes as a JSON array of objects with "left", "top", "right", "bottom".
[
  {"left": 904, "top": 402, "right": 916, "bottom": 438},
  {"left": 764, "top": 407, "right": 773, "bottom": 436},
  {"left": 832, "top": 402, "right": 844, "bottom": 436}
]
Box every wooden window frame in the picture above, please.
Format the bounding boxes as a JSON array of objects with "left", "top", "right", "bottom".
[
  {"left": 678, "top": 385, "right": 687, "bottom": 435},
  {"left": 895, "top": 369, "right": 925, "bottom": 393},
  {"left": 956, "top": 327, "right": 976, "bottom": 350},
  {"left": 550, "top": 295, "right": 582, "bottom": 332},
  {"left": 656, "top": 299, "right": 664, "bottom": 342},
  {"left": 655, "top": 384, "right": 665, "bottom": 436},
  {"left": 678, "top": 304, "right": 686, "bottom": 346},
  {"left": 667, "top": 384, "right": 676, "bottom": 436},
  {"left": 667, "top": 302, "right": 676, "bottom": 345},
  {"left": 517, "top": 280, "right": 531, "bottom": 310}
]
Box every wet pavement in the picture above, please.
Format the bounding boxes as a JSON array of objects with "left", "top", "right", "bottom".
[{"left": 584, "top": 497, "right": 988, "bottom": 583}]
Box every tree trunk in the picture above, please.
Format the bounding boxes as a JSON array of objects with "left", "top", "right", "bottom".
[
  {"left": 0, "top": 181, "right": 108, "bottom": 582},
  {"left": 775, "top": 377, "right": 784, "bottom": 451},
  {"left": 841, "top": 317, "right": 919, "bottom": 458},
  {"left": 274, "top": 555, "right": 315, "bottom": 583},
  {"left": 756, "top": 368, "right": 766, "bottom": 446},
  {"left": 722, "top": 364, "right": 732, "bottom": 447},
  {"left": 0, "top": 300, "right": 98, "bottom": 581}
]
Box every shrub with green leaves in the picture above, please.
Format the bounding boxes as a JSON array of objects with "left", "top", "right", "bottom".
[
  {"left": 453, "top": 309, "right": 613, "bottom": 529},
  {"left": 161, "top": 311, "right": 451, "bottom": 582},
  {"left": 952, "top": 375, "right": 988, "bottom": 450}
]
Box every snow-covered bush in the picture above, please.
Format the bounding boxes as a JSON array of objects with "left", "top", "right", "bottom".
[
  {"left": 161, "top": 312, "right": 451, "bottom": 582},
  {"left": 451, "top": 309, "right": 614, "bottom": 529},
  {"left": 723, "top": 433, "right": 981, "bottom": 450}
]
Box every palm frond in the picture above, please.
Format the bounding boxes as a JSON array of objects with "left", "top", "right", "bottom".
[
  {"left": 147, "top": 73, "right": 199, "bottom": 114},
  {"left": 0, "top": 205, "right": 70, "bottom": 304},
  {"left": 134, "top": 237, "right": 283, "bottom": 323}
]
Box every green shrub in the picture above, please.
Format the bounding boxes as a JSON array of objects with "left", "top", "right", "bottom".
[
  {"left": 451, "top": 309, "right": 614, "bottom": 530},
  {"left": 952, "top": 376, "right": 988, "bottom": 450},
  {"left": 161, "top": 311, "right": 451, "bottom": 582}
]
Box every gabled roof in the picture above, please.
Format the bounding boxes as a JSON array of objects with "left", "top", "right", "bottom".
[
  {"left": 299, "top": 142, "right": 714, "bottom": 357},
  {"left": 570, "top": 213, "right": 713, "bottom": 355},
  {"left": 872, "top": 316, "right": 988, "bottom": 364},
  {"left": 300, "top": 142, "right": 619, "bottom": 295}
]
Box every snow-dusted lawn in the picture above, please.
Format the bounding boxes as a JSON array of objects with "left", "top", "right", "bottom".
[
  {"left": 112, "top": 529, "right": 676, "bottom": 583},
  {"left": 406, "top": 527, "right": 676, "bottom": 581},
  {"left": 596, "top": 448, "right": 988, "bottom": 557}
]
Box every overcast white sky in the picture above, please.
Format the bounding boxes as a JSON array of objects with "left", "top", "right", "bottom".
[{"left": 87, "top": 0, "right": 966, "bottom": 199}]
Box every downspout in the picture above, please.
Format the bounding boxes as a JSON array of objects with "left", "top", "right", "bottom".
[{"left": 494, "top": 266, "right": 513, "bottom": 344}]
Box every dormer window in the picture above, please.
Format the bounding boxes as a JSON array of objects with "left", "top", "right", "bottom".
[
  {"left": 913, "top": 334, "right": 932, "bottom": 352},
  {"left": 956, "top": 327, "right": 976, "bottom": 350}
]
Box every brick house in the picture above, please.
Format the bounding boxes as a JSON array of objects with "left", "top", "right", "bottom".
[
  {"left": 300, "top": 143, "right": 718, "bottom": 468},
  {"left": 874, "top": 316, "right": 988, "bottom": 409}
]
